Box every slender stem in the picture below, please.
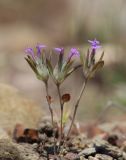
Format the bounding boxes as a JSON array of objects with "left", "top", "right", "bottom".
[
  {"left": 57, "top": 84, "right": 63, "bottom": 141},
  {"left": 45, "top": 82, "right": 57, "bottom": 155},
  {"left": 66, "top": 79, "right": 87, "bottom": 138},
  {"left": 45, "top": 82, "right": 54, "bottom": 126}
]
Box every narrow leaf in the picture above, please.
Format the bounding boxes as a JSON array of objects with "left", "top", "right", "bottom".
[
  {"left": 46, "top": 58, "right": 53, "bottom": 74},
  {"left": 25, "top": 58, "right": 37, "bottom": 74},
  {"left": 92, "top": 61, "right": 104, "bottom": 72},
  {"left": 58, "top": 53, "right": 64, "bottom": 71},
  {"left": 85, "top": 49, "right": 90, "bottom": 68},
  {"left": 80, "top": 52, "right": 85, "bottom": 66},
  {"left": 27, "top": 55, "right": 36, "bottom": 66},
  {"left": 63, "top": 60, "right": 74, "bottom": 73},
  {"left": 88, "top": 61, "right": 104, "bottom": 78},
  {"left": 99, "top": 51, "right": 104, "bottom": 61},
  {"left": 66, "top": 64, "right": 82, "bottom": 78}
]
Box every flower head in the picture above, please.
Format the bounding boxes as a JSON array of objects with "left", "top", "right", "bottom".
[
  {"left": 25, "top": 44, "right": 49, "bottom": 82},
  {"left": 54, "top": 47, "right": 64, "bottom": 54},
  {"left": 68, "top": 48, "right": 80, "bottom": 60},
  {"left": 88, "top": 38, "right": 101, "bottom": 50}
]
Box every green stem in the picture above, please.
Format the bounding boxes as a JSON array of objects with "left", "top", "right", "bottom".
[{"left": 66, "top": 79, "right": 87, "bottom": 138}]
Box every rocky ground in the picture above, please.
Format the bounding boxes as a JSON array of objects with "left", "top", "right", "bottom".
[
  {"left": 0, "top": 83, "right": 126, "bottom": 160},
  {"left": 1, "top": 118, "right": 126, "bottom": 159}
]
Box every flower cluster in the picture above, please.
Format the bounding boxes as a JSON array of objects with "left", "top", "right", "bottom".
[
  {"left": 25, "top": 39, "right": 104, "bottom": 151},
  {"left": 25, "top": 45, "right": 80, "bottom": 85}
]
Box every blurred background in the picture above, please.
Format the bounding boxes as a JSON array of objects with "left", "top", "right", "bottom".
[{"left": 0, "top": 0, "right": 126, "bottom": 122}]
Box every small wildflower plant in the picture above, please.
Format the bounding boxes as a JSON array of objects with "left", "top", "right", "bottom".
[{"left": 25, "top": 38, "right": 104, "bottom": 153}]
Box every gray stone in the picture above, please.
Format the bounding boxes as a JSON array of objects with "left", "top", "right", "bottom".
[
  {"left": 95, "top": 154, "right": 113, "bottom": 160},
  {"left": 0, "top": 139, "right": 40, "bottom": 160},
  {"left": 0, "top": 139, "right": 21, "bottom": 160},
  {"left": 88, "top": 156, "right": 98, "bottom": 160},
  {"left": 16, "top": 143, "right": 40, "bottom": 160},
  {"left": 79, "top": 147, "right": 96, "bottom": 156},
  {"left": 93, "top": 139, "right": 123, "bottom": 159}
]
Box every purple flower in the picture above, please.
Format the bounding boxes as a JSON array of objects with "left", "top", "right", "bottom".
[
  {"left": 54, "top": 47, "right": 64, "bottom": 54},
  {"left": 25, "top": 48, "right": 35, "bottom": 59},
  {"left": 36, "top": 44, "right": 46, "bottom": 57},
  {"left": 68, "top": 48, "right": 80, "bottom": 60},
  {"left": 88, "top": 38, "right": 101, "bottom": 50},
  {"left": 25, "top": 44, "right": 46, "bottom": 60}
]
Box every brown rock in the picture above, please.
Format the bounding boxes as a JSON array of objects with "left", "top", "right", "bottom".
[{"left": 13, "top": 124, "right": 25, "bottom": 141}]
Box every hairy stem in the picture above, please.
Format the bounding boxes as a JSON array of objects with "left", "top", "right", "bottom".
[
  {"left": 57, "top": 84, "right": 63, "bottom": 141},
  {"left": 66, "top": 79, "right": 87, "bottom": 138}
]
